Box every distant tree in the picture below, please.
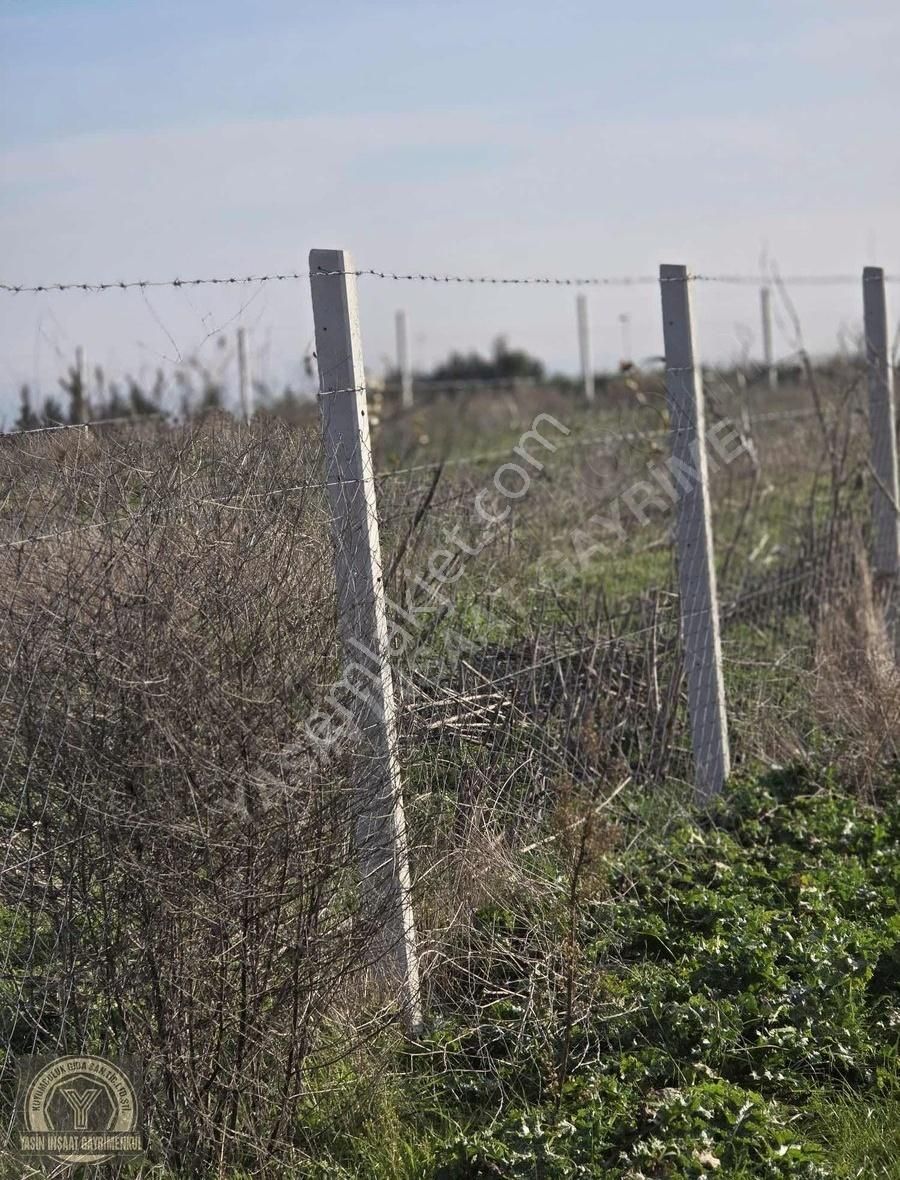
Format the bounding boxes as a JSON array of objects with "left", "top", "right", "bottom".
[
  {"left": 127, "top": 377, "right": 162, "bottom": 417},
  {"left": 102, "top": 385, "right": 132, "bottom": 418},
  {"left": 56, "top": 363, "right": 165, "bottom": 422},
  {"left": 428, "top": 335, "right": 544, "bottom": 384},
  {"left": 40, "top": 396, "right": 66, "bottom": 425},
  {"left": 12, "top": 385, "right": 70, "bottom": 430},
  {"left": 15, "top": 364, "right": 166, "bottom": 432},
  {"left": 58, "top": 360, "right": 88, "bottom": 424},
  {"left": 254, "top": 386, "right": 315, "bottom": 427},
  {"left": 15, "top": 386, "right": 41, "bottom": 431},
  {"left": 490, "top": 336, "right": 545, "bottom": 381},
  {"left": 198, "top": 382, "right": 223, "bottom": 413},
  {"left": 171, "top": 355, "right": 229, "bottom": 420}
]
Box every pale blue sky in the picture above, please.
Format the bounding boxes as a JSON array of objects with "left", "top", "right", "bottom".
[{"left": 1, "top": 0, "right": 898, "bottom": 418}]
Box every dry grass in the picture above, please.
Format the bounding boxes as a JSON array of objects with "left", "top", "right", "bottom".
[
  {"left": 811, "top": 537, "right": 900, "bottom": 797},
  {"left": 0, "top": 373, "right": 894, "bottom": 1175}
]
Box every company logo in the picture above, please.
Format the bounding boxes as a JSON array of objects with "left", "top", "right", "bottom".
[{"left": 16, "top": 1055, "right": 142, "bottom": 1165}]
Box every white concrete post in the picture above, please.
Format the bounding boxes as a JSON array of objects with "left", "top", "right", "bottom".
[
  {"left": 660, "top": 264, "right": 731, "bottom": 802},
  {"left": 760, "top": 286, "right": 777, "bottom": 391},
  {"left": 618, "top": 312, "right": 632, "bottom": 366},
  {"left": 863, "top": 266, "right": 900, "bottom": 649},
  {"left": 576, "top": 294, "right": 595, "bottom": 404},
  {"left": 237, "top": 327, "right": 253, "bottom": 422},
  {"left": 72, "top": 346, "right": 87, "bottom": 423},
  {"left": 309, "top": 248, "right": 421, "bottom": 1032},
  {"left": 395, "top": 310, "right": 413, "bottom": 409}
]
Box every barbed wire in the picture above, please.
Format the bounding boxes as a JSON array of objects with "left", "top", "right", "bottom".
[
  {"left": 1, "top": 268, "right": 894, "bottom": 296},
  {"left": 0, "top": 412, "right": 167, "bottom": 439}
]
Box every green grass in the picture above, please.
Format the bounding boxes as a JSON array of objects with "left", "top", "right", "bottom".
[
  {"left": 294, "top": 766, "right": 900, "bottom": 1178},
  {"left": 806, "top": 1066, "right": 900, "bottom": 1178}
]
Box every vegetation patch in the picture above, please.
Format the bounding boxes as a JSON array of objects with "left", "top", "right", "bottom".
[{"left": 302, "top": 767, "right": 900, "bottom": 1178}]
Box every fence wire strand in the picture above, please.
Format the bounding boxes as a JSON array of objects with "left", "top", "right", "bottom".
[{"left": 2, "top": 268, "right": 895, "bottom": 295}]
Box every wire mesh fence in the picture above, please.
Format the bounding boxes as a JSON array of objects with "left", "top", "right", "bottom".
[{"left": 0, "top": 320, "right": 892, "bottom": 1173}]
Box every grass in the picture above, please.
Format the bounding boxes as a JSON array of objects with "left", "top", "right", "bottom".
[
  {"left": 291, "top": 766, "right": 900, "bottom": 1178},
  {"left": 806, "top": 1074, "right": 900, "bottom": 1178}
]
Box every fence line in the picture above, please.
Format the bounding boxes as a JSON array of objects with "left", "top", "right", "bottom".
[
  {"left": 0, "top": 254, "right": 891, "bottom": 1022},
  {"left": 2, "top": 268, "right": 896, "bottom": 295},
  {"left": 0, "top": 244, "right": 885, "bottom": 1170}
]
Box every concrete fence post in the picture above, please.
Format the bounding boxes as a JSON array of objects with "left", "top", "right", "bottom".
[
  {"left": 237, "top": 327, "right": 253, "bottom": 422},
  {"left": 309, "top": 248, "right": 422, "bottom": 1032},
  {"left": 618, "top": 312, "right": 632, "bottom": 367},
  {"left": 576, "top": 294, "right": 595, "bottom": 404},
  {"left": 760, "top": 286, "right": 777, "bottom": 391},
  {"left": 660, "top": 264, "right": 731, "bottom": 802},
  {"left": 395, "top": 310, "right": 413, "bottom": 409},
  {"left": 72, "top": 346, "right": 87, "bottom": 423},
  {"left": 863, "top": 266, "right": 900, "bottom": 652}
]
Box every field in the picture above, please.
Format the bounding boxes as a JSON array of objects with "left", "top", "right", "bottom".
[{"left": 1, "top": 365, "right": 899, "bottom": 1178}]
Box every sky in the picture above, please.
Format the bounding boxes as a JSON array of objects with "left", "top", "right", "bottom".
[{"left": 1, "top": 0, "right": 898, "bottom": 421}]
